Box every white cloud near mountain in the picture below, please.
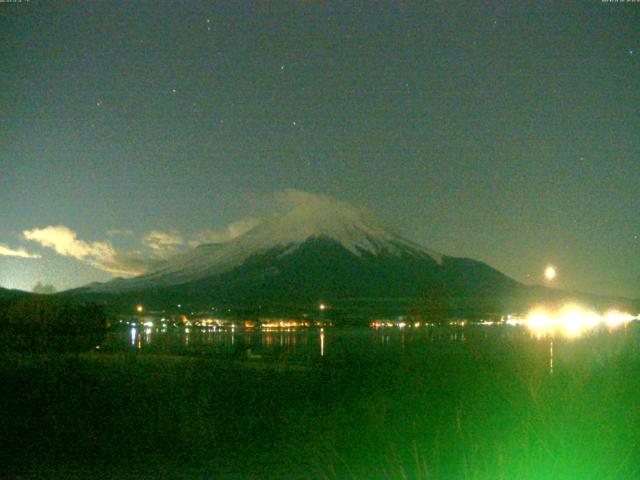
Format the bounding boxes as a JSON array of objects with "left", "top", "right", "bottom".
[
  {"left": 23, "top": 225, "right": 158, "bottom": 277},
  {"left": 0, "top": 243, "right": 41, "bottom": 259},
  {"left": 142, "top": 230, "right": 185, "bottom": 257},
  {"left": 189, "top": 217, "right": 261, "bottom": 246},
  {"left": 19, "top": 191, "right": 356, "bottom": 277},
  {"left": 20, "top": 220, "right": 260, "bottom": 277},
  {"left": 92, "top": 250, "right": 162, "bottom": 277},
  {"left": 24, "top": 225, "right": 113, "bottom": 260}
]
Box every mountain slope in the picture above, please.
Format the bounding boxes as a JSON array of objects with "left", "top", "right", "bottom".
[
  {"left": 161, "top": 237, "right": 524, "bottom": 315},
  {"left": 66, "top": 194, "right": 636, "bottom": 317},
  {"left": 0, "top": 287, "right": 31, "bottom": 301},
  {"left": 87, "top": 194, "right": 443, "bottom": 293}
]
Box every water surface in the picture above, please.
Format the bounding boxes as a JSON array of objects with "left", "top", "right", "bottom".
[{"left": 3, "top": 323, "right": 640, "bottom": 479}]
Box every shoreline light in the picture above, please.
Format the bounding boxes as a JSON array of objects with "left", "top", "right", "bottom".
[{"left": 512, "top": 304, "right": 638, "bottom": 338}]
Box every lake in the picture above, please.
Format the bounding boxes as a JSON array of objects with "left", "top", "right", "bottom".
[
  {"left": 105, "top": 322, "right": 640, "bottom": 372},
  {"left": 2, "top": 322, "right": 640, "bottom": 479}
]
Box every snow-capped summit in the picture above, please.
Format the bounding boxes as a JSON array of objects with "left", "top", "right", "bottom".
[
  {"left": 68, "top": 191, "right": 634, "bottom": 317},
  {"left": 89, "top": 192, "right": 443, "bottom": 292},
  {"left": 232, "top": 192, "right": 442, "bottom": 259}
]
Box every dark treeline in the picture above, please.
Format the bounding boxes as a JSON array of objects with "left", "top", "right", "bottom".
[{"left": 0, "top": 296, "right": 107, "bottom": 352}]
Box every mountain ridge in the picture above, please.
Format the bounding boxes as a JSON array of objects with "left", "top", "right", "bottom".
[
  {"left": 64, "top": 195, "right": 637, "bottom": 318},
  {"left": 85, "top": 195, "right": 443, "bottom": 293}
]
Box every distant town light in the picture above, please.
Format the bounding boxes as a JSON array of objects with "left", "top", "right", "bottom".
[
  {"left": 319, "top": 303, "right": 326, "bottom": 311},
  {"left": 518, "top": 304, "right": 638, "bottom": 338},
  {"left": 604, "top": 310, "right": 636, "bottom": 328}
]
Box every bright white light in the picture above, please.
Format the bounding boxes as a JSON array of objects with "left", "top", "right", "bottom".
[
  {"left": 544, "top": 265, "right": 557, "bottom": 281},
  {"left": 559, "top": 306, "right": 599, "bottom": 337},
  {"left": 604, "top": 310, "right": 636, "bottom": 328},
  {"left": 520, "top": 304, "right": 637, "bottom": 338}
]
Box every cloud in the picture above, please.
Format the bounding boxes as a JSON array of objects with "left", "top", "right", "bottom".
[
  {"left": 23, "top": 225, "right": 156, "bottom": 277},
  {"left": 274, "top": 188, "right": 387, "bottom": 227},
  {"left": 142, "top": 230, "right": 185, "bottom": 258},
  {"left": 93, "top": 250, "right": 162, "bottom": 277},
  {"left": 276, "top": 188, "right": 323, "bottom": 208},
  {"left": 190, "top": 217, "right": 261, "bottom": 246},
  {"left": 275, "top": 189, "right": 360, "bottom": 215},
  {"left": 24, "top": 225, "right": 113, "bottom": 259},
  {"left": 0, "top": 243, "right": 41, "bottom": 259},
  {"left": 18, "top": 191, "right": 365, "bottom": 279}
]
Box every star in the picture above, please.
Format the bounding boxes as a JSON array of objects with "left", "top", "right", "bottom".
[
  {"left": 629, "top": 49, "right": 635, "bottom": 55},
  {"left": 280, "top": 65, "right": 285, "bottom": 71},
  {"left": 171, "top": 88, "right": 177, "bottom": 94},
  {"left": 96, "top": 100, "right": 102, "bottom": 107}
]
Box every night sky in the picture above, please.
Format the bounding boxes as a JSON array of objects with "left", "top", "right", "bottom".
[{"left": 1, "top": 1, "right": 638, "bottom": 297}]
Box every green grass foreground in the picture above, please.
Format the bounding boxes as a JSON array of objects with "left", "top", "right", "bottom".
[{"left": 2, "top": 333, "right": 640, "bottom": 479}]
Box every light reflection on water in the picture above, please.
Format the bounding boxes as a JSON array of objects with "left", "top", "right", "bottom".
[{"left": 103, "top": 321, "right": 640, "bottom": 374}]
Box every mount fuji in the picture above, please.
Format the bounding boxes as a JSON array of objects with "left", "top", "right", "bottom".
[
  {"left": 90, "top": 194, "right": 447, "bottom": 293},
  {"left": 66, "top": 193, "right": 631, "bottom": 318}
]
